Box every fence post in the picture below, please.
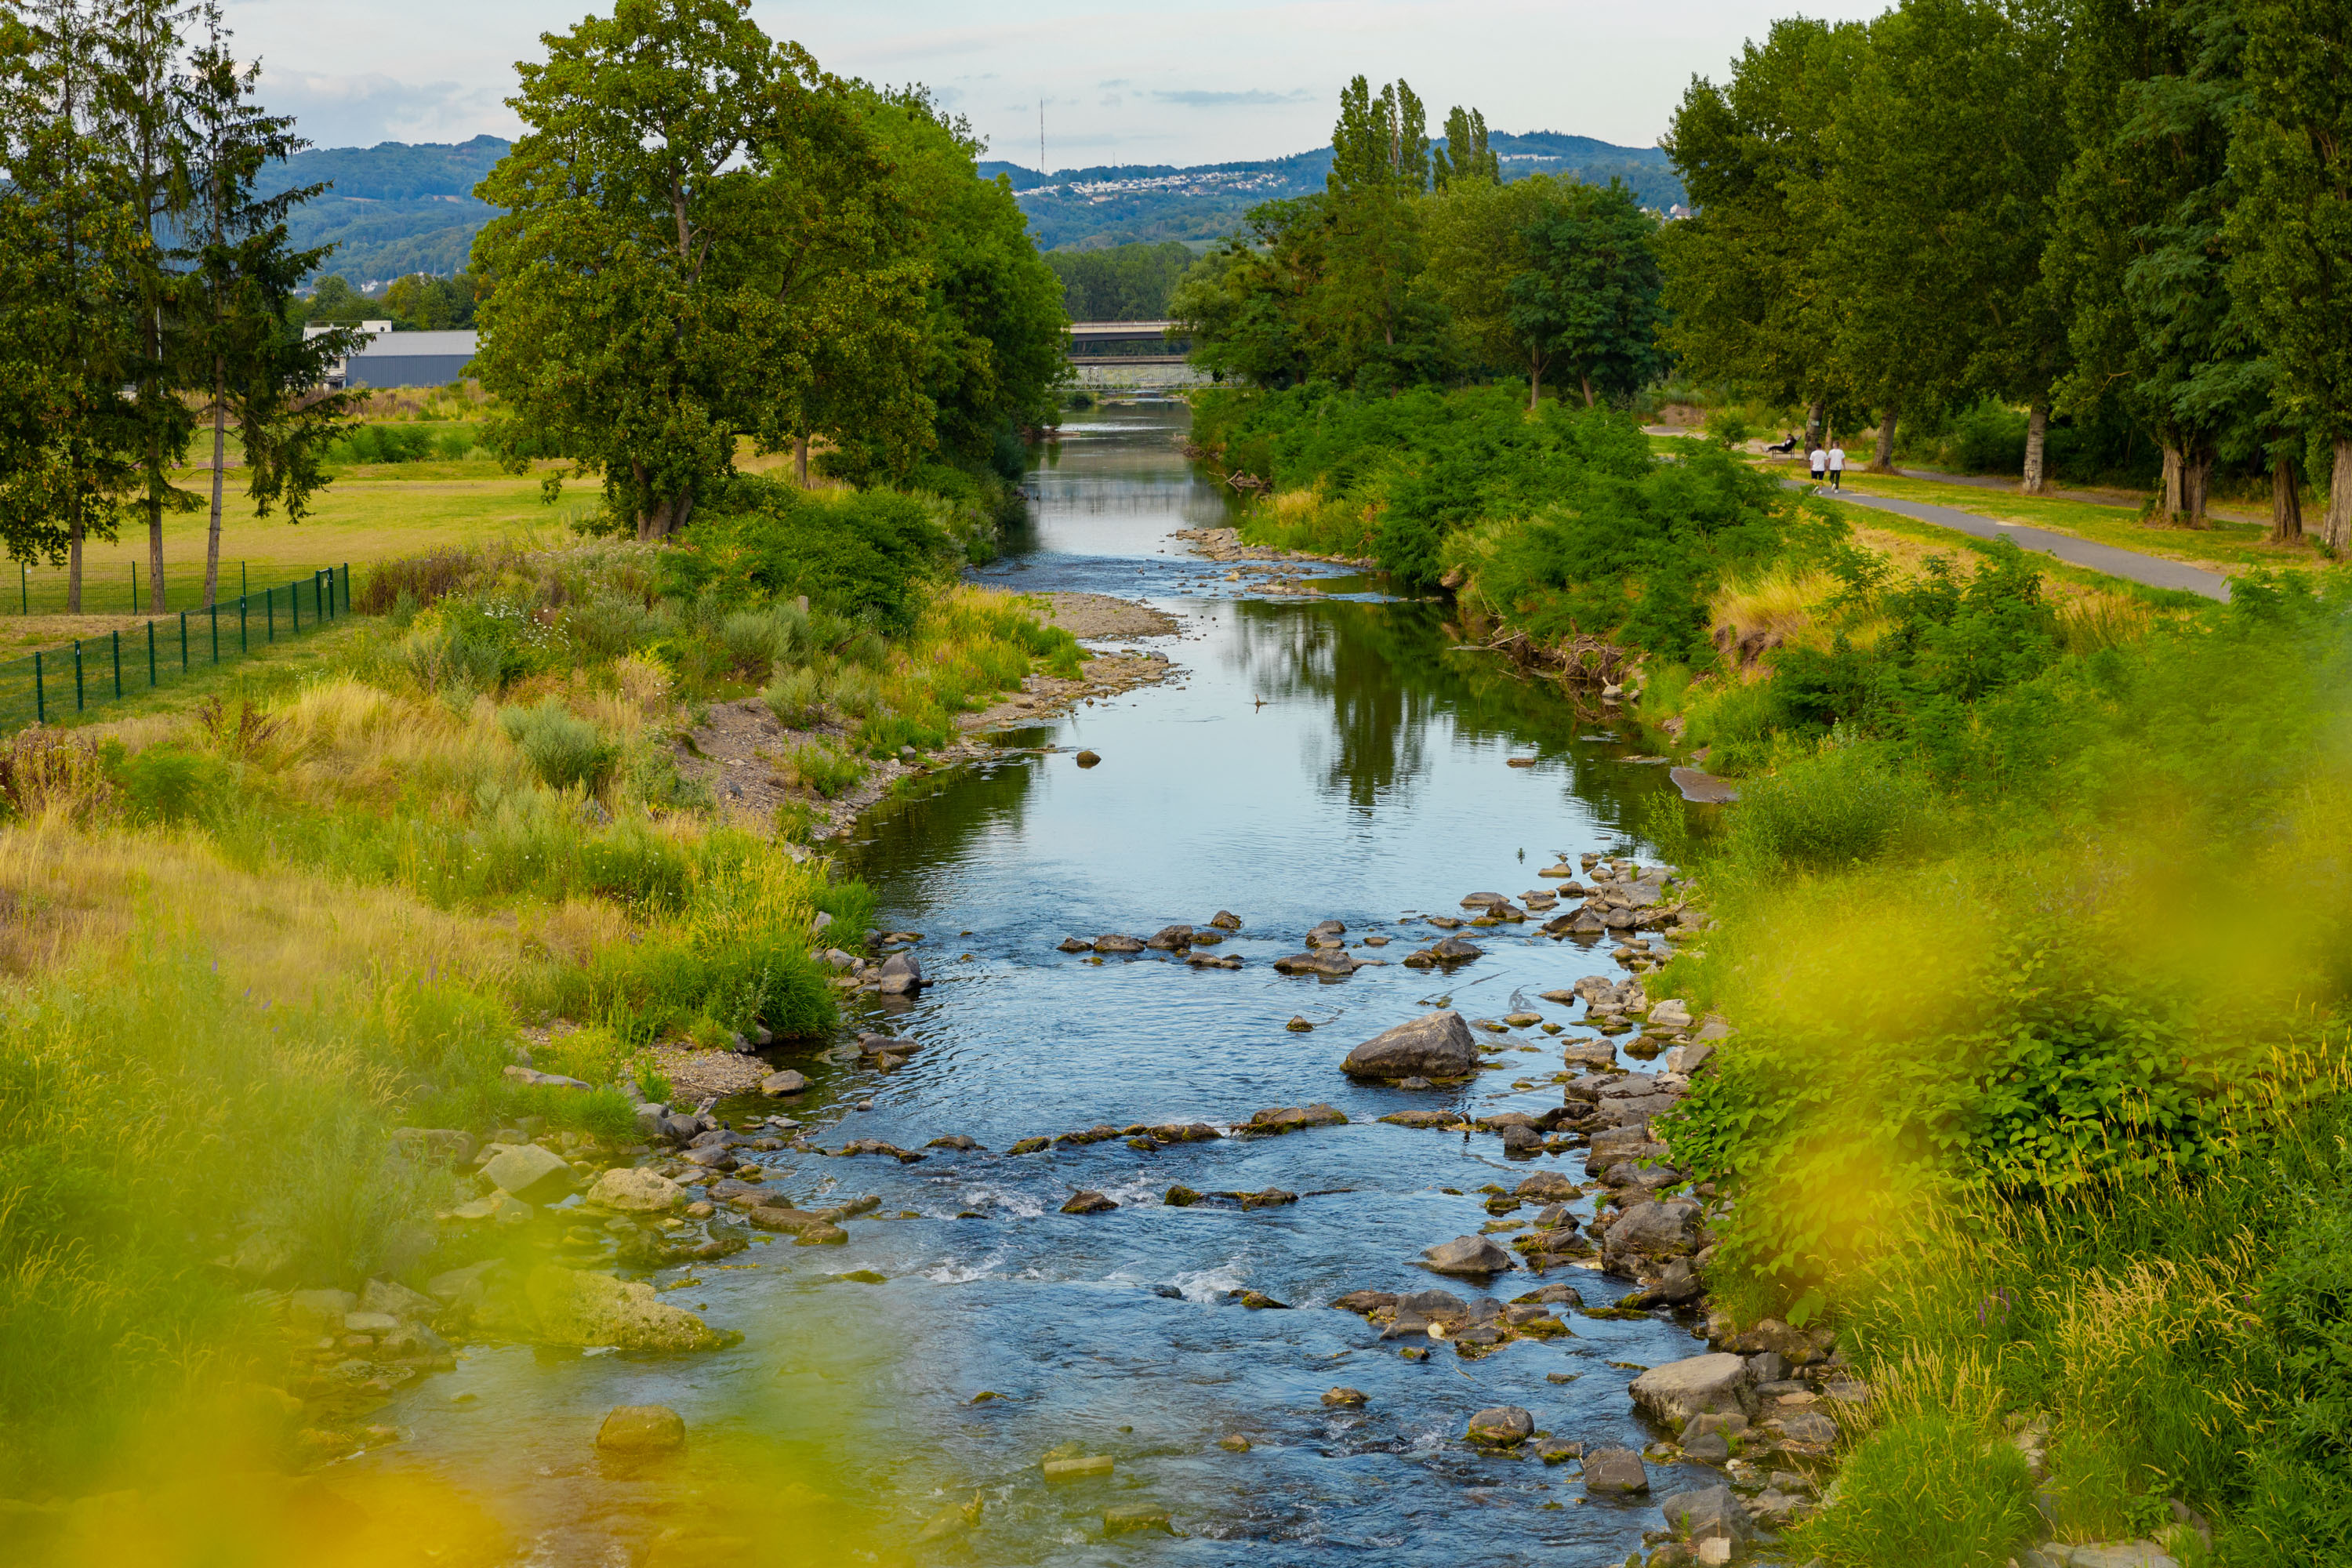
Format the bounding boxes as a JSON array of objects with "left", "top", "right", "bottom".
[
  {"left": 343, "top": 563, "right": 350, "bottom": 616},
  {"left": 33, "top": 652, "right": 42, "bottom": 724},
  {"left": 239, "top": 595, "right": 247, "bottom": 654},
  {"left": 210, "top": 601, "right": 219, "bottom": 663},
  {"left": 147, "top": 619, "right": 155, "bottom": 688},
  {"left": 111, "top": 630, "right": 120, "bottom": 698},
  {"left": 72, "top": 641, "right": 82, "bottom": 711},
  {"left": 18, "top": 563, "right": 24, "bottom": 615},
  {"left": 129, "top": 561, "right": 136, "bottom": 613},
  {"left": 180, "top": 610, "right": 187, "bottom": 671}
]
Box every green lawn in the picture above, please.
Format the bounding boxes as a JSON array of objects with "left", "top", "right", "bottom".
[{"left": 1821, "top": 470, "right": 2315, "bottom": 572}]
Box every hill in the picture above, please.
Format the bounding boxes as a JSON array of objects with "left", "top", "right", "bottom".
[
  {"left": 256, "top": 135, "right": 509, "bottom": 287},
  {"left": 982, "top": 131, "right": 1683, "bottom": 250}
]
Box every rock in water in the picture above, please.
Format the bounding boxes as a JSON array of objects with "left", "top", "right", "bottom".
[
  {"left": 1661, "top": 1484, "right": 1753, "bottom": 1545},
  {"left": 1342, "top": 1010, "right": 1479, "bottom": 1080},
  {"left": 1321, "top": 1388, "right": 1368, "bottom": 1407},
  {"left": 1207, "top": 910, "right": 1243, "bottom": 929},
  {"left": 1466, "top": 1406, "right": 1534, "bottom": 1447},
  {"left": 1601, "top": 1197, "right": 1705, "bottom": 1273},
  {"left": 1421, "top": 1235, "right": 1513, "bottom": 1276},
  {"left": 480, "top": 1144, "right": 575, "bottom": 1203},
  {"left": 1145, "top": 924, "right": 1195, "bottom": 950},
  {"left": 1057, "top": 936, "right": 1093, "bottom": 953},
  {"left": 481, "top": 1264, "right": 732, "bottom": 1351},
  {"left": 877, "top": 952, "right": 924, "bottom": 995},
  {"left": 585, "top": 1167, "right": 684, "bottom": 1213},
  {"left": 1286, "top": 1015, "right": 1314, "bottom": 1032},
  {"left": 1629, "top": 1354, "right": 1756, "bottom": 1427},
  {"left": 1103, "top": 1504, "right": 1174, "bottom": 1536},
  {"left": 1075, "top": 750, "right": 1102, "bottom": 768},
  {"left": 596, "top": 1405, "right": 685, "bottom": 1454},
  {"left": 1062, "top": 1191, "right": 1117, "bottom": 1214},
  {"left": 759, "top": 1069, "right": 807, "bottom": 1097},
  {"left": 1273, "top": 949, "right": 1358, "bottom": 976},
  {"left": 1399, "top": 935, "right": 1484, "bottom": 969},
  {"left": 1582, "top": 1446, "right": 1650, "bottom": 1494},
  {"left": 1515, "top": 1171, "right": 1579, "bottom": 1201},
  {"left": 1094, "top": 934, "right": 1145, "bottom": 954}
]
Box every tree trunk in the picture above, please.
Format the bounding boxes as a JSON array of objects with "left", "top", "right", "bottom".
[
  {"left": 1580, "top": 372, "right": 1595, "bottom": 408},
  {"left": 205, "top": 366, "right": 227, "bottom": 608},
  {"left": 795, "top": 435, "right": 810, "bottom": 487},
  {"left": 2160, "top": 445, "right": 2183, "bottom": 522},
  {"left": 2022, "top": 401, "right": 2049, "bottom": 495},
  {"left": 2184, "top": 447, "right": 2212, "bottom": 528},
  {"left": 1805, "top": 399, "right": 1825, "bottom": 451},
  {"left": 2328, "top": 437, "right": 2352, "bottom": 556},
  {"left": 2273, "top": 453, "right": 2303, "bottom": 544},
  {"left": 1870, "top": 405, "right": 1898, "bottom": 473},
  {"left": 1527, "top": 350, "right": 1542, "bottom": 413}
]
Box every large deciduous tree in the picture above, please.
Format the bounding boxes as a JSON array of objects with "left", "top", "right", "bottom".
[
  {"left": 2228, "top": 0, "right": 2352, "bottom": 551},
  {"left": 1508, "top": 178, "right": 1667, "bottom": 410},
  {"left": 471, "top": 0, "right": 913, "bottom": 540}
]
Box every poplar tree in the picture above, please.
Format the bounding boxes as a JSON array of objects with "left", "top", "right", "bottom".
[
  {"left": 1432, "top": 104, "right": 1498, "bottom": 190},
  {"left": 1320, "top": 75, "right": 1436, "bottom": 388},
  {"left": 2227, "top": 0, "right": 2352, "bottom": 552},
  {"left": 178, "top": 5, "right": 354, "bottom": 608}
]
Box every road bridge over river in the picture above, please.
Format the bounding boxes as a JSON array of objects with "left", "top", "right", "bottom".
[{"left": 1065, "top": 320, "right": 1206, "bottom": 390}]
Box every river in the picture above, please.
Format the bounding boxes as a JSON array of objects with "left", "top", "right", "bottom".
[{"left": 363, "top": 401, "right": 1710, "bottom": 1566}]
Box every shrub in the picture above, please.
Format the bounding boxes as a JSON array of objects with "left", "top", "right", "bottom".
[
  {"left": 667, "top": 478, "right": 953, "bottom": 634},
  {"left": 112, "top": 745, "right": 233, "bottom": 826},
  {"left": 358, "top": 547, "right": 478, "bottom": 615},
  {"left": 785, "top": 742, "right": 865, "bottom": 799},
  {"left": 562, "top": 592, "right": 661, "bottom": 662},
  {"left": 717, "top": 608, "right": 797, "bottom": 681},
  {"left": 1791, "top": 1399, "right": 2038, "bottom": 1566},
  {"left": 763, "top": 667, "right": 825, "bottom": 728},
  {"left": 826, "top": 666, "right": 884, "bottom": 719},
  {"left": 434, "top": 429, "right": 474, "bottom": 460},
  {"left": 1726, "top": 742, "right": 1929, "bottom": 869},
  {"left": 498, "top": 699, "right": 618, "bottom": 793}
]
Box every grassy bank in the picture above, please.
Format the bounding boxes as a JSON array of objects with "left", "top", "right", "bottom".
[
  {"left": 1192, "top": 382, "right": 2352, "bottom": 1564},
  {"left": 0, "top": 471, "right": 1078, "bottom": 1508}
]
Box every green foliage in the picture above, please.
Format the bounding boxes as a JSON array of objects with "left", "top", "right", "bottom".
[
  {"left": 762, "top": 666, "right": 825, "bottom": 728},
  {"left": 497, "top": 698, "right": 618, "bottom": 793},
  {"left": 1045, "top": 240, "right": 1194, "bottom": 321},
  {"left": 111, "top": 743, "right": 233, "bottom": 826},
  {"left": 1721, "top": 742, "right": 1929, "bottom": 869},
  {"left": 667, "top": 477, "right": 953, "bottom": 634},
  {"left": 327, "top": 423, "right": 437, "bottom": 465},
  {"left": 1791, "top": 1403, "right": 2040, "bottom": 1566},
  {"left": 785, "top": 741, "right": 865, "bottom": 799}
]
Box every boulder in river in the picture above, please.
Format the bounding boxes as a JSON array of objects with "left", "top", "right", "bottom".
[
  {"left": 480, "top": 1144, "right": 575, "bottom": 1203},
  {"left": 1075, "top": 750, "right": 1102, "bottom": 768},
  {"left": 1274, "top": 949, "right": 1359, "bottom": 976},
  {"left": 1321, "top": 1388, "right": 1368, "bottom": 1407},
  {"left": 478, "top": 1264, "right": 734, "bottom": 1351},
  {"left": 1514, "top": 1171, "right": 1579, "bottom": 1202},
  {"left": 1145, "top": 924, "right": 1195, "bottom": 950},
  {"left": 1661, "top": 1484, "right": 1754, "bottom": 1547},
  {"left": 1057, "top": 937, "right": 1093, "bottom": 953},
  {"left": 1400, "top": 935, "right": 1484, "bottom": 969},
  {"left": 759, "top": 1069, "right": 808, "bottom": 1097},
  {"left": 877, "top": 953, "right": 924, "bottom": 995},
  {"left": 1466, "top": 1406, "right": 1534, "bottom": 1447},
  {"left": 1601, "top": 1197, "right": 1704, "bottom": 1273},
  {"left": 1062, "top": 1191, "right": 1117, "bottom": 1214},
  {"left": 1094, "top": 934, "right": 1145, "bottom": 954},
  {"left": 1240, "top": 1104, "right": 1347, "bottom": 1135},
  {"left": 597, "top": 1405, "right": 685, "bottom": 1454},
  {"left": 1459, "top": 892, "right": 1509, "bottom": 909},
  {"left": 1286, "top": 1015, "right": 1314, "bottom": 1032},
  {"left": 1207, "top": 910, "right": 1243, "bottom": 929},
  {"left": 1341, "top": 1009, "right": 1479, "bottom": 1080},
  {"left": 586, "top": 1167, "right": 684, "bottom": 1213},
  {"left": 1582, "top": 1446, "right": 1650, "bottom": 1495},
  {"left": 1421, "top": 1235, "right": 1512, "bottom": 1276},
  {"left": 1629, "top": 1353, "right": 1756, "bottom": 1427},
  {"left": 745, "top": 1208, "right": 848, "bottom": 1244}
]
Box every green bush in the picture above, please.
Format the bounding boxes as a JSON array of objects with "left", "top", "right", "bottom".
[
  {"left": 763, "top": 666, "right": 825, "bottom": 728},
  {"left": 112, "top": 745, "right": 232, "bottom": 826},
  {"left": 718, "top": 608, "right": 797, "bottom": 681},
  {"left": 1726, "top": 742, "right": 1929, "bottom": 869},
  {"left": 1791, "top": 1404, "right": 2039, "bottom": 1566},
  {"left": 787, "top": 742, "right": 865, "bottom": 799},
  {"left": 498, "top": 699, "right": 618, "bottom": 793},
  {"left": 563, "top": 591, "right": 662, "bottom": 661},
  {"left": 826, "top": 666, "right": 883, "bottom": 719},
  {"left": 667, "top": 477, "right": 953, "bottom": 634}
]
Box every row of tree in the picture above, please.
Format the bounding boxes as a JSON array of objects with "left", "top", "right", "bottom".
[
  {"left": 299, "top": 270, "right": 481, "bottom": 332},
  {"left": 1170, "top": 78, "right": 1668, "bottom": 405},
  {"left": 1045, "top": 240, "right": 1194, "bottom": 322},
  {"left": 1661, "top": 0, "right": 2352, "bottom": 544},
  {"left": 468, "top": 0, "right": 1069, "bottom": 540},
  {"left": 0, "top": 0, "right": 350, "bottom": 612}
]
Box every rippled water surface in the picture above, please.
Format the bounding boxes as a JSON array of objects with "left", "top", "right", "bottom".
[{"left": 366, "top": 404, "right": 1711, "bottom": 1566}]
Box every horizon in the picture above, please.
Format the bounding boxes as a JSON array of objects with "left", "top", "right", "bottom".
[{"left": 226, "top": 0, "right": 1886, "bottom": 169}]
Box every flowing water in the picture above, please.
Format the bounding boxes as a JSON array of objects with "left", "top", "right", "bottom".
[{"left": 363, "top": 404, "right": 1711, "bottom": 1566}]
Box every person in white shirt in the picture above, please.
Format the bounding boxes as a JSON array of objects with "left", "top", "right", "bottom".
[
  {"left": 1827, "top": 443, "right": 1846, "bottom": 490},
  {"left": 1809, "top": 444, "right": 1827, "bottom": 482}
]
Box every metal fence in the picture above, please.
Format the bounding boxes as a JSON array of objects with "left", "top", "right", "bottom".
[{"left": 0, "top": 564, "right": 352, "bottom": 732}]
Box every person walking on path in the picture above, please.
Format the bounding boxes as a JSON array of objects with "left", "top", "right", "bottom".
[
  {"left": 1809, "top": 442, "right": 1828, "bottom": 483},
  {"left": 1827, "top": 441, "right": 1846, "bottom": 491}
]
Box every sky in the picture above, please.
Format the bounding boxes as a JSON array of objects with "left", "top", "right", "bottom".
[{"left": 227, "top": 1, "right": 1886, "bottom": 168}]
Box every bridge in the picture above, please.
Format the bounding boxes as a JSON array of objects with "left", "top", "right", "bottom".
[{"left": 1068, "top": 319, "right": 1189, "bottom": 365}]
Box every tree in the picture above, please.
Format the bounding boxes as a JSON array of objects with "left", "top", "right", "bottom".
[
  {"left": 179, "top": 4, "right": 355, "bottom": 608},
  {"left": 2228, "top": 0, "right": 2352, "bottom": 551},
  {"left": 2048, "top": 0, "right": 2253, "bottom": 524},
  {"left": 471, "top": 0, "right": 916, "bottom": 540},
  {"left": 1319, "top": 75, "right": 1439, "bottom": 388},
  {"left": 381, "top": 270, "right": 478, "bottom": 329},
  {"left": 1432, "top": 104, "right": 1498, "bottom": 190},
  {"left": 1168, "top": 198, "right": 1327, "bottom": 390},
  {"left": 1508, "top": 178, "right": 1668, "bottom": 409},
  {"left": 1422, "top": 172, "right": 1544, "bottom": 383},
  {"left": 1660, "top": 19, "right": 1866, "bottom": 449},
  {"left": 0, "top": 0, "right": 143, "bottom": 612}
]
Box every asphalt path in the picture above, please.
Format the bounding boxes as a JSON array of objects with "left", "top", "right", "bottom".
[{"left": 1797, "top": 481, "right": 2233, "bottom": 602}]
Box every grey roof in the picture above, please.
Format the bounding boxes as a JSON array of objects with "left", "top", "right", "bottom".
[{"left": 349, "top": 329, "right": 478, "bottom": 358}]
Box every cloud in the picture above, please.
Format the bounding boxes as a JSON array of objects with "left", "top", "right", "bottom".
[
  {"left": 256, "top": 68, "right": 516, "bottom": 151},
  {"left": 1151, "top": 88, "right": 1314, "bottom": 108},
  {"left": 1099, "top": 93, "right": 1123, "bottom": 108}
]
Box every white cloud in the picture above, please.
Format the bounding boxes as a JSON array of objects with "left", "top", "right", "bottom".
[{"left": 255, "top": 68, "right": 516, "bottom": 151}]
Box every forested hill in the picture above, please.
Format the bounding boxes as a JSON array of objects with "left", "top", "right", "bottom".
[
  {"left": 983, "top": 131, "right": 1683, "bottom": 249},
  {"left": 255, "top": 135, "right": 509, "bottom": 287}
]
